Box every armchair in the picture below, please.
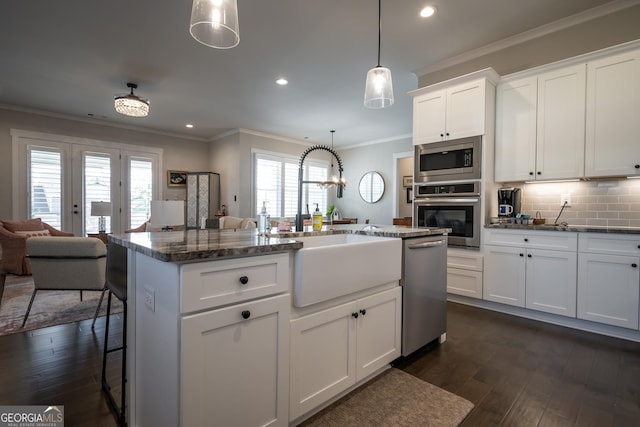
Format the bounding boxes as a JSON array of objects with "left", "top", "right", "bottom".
[
  {"left": 0, "top": 218, "right": 73, "bottom": 275},
  {"left": 23, "top": 236, "right": 107, "bottom": 328}
]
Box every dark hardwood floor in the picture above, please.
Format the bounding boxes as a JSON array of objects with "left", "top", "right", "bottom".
[
  {"left": 1, "top": 303, "right": 639, "bottom": 426},
  {"left": 396, "top": 303, "right": 640, "bottom": 427}
]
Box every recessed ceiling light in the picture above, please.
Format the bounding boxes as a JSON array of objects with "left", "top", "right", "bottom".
[
  {"left": 185, "top": 124, "right": 194, "bottom": 128},
  {"left": 276, "top": 78, "right": 288, "bottom": 86},
  {"left": 420, "top": 6, "right": 436, "bottom": 18}
]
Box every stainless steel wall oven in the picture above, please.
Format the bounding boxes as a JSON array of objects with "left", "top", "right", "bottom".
[{"left": 414, "top": 182, "right": 481, "bottom": 248}]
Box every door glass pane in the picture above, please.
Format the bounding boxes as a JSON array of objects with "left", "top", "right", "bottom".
[
  {"left": 30, "top": 149, "right": 62, "bottom": 229},
  {"left": 84, "top": 154, "right": 111, "bottom": 234},
  {"left": 130, "top": 159, "right": 153, "bottom": 228}
]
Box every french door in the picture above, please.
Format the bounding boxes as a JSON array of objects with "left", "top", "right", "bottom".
[{"left": 12, "top": 130, "right": 162, "bottom": 235}]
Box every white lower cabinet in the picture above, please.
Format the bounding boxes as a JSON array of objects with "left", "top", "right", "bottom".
[
  {"left": 289, "top": 287, "right": 402, "bottom": 422},
  {"left": 447, "top": 248, "right": 483, "bottom": 299},
  {"left": 483, "top": 229, "right": 578, "bottom": 316},
  {"left": 577, "top": 233, "right": 640, "bottom": 329},
  {"left": 181, "top": 294, "right": 290, "bottom": 427},
  {"left": 483, "top": 244, "right": 526, "bottom": 307}
]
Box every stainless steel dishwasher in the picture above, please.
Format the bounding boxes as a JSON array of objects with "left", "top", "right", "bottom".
[{"left": 401, "top": 234, "right": 447, "bottom": 356}]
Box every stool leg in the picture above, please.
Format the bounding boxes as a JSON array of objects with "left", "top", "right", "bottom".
[
  {"left": 21, "top": 289, "right": 38, "bottom": 328},
  {"left": 101, "top": 291, "right": 112, "bottom": 386},
  {"left": 119, "top": 300, "right": 127, "bottom": 424}
]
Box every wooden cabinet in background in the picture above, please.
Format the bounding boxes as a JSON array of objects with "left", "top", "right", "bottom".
[{"left": 392, "top": 218, "right": 412, "bottom": 226}]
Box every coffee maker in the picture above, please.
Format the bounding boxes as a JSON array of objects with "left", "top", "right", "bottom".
[{"left": 497, "top": 187, "right": 521, "bottom": 218}]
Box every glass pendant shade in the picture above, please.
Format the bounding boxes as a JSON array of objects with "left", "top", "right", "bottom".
[
  {"left": 190, "top": 0, "right": 240, "bottom": 49},
  {"left": 364, "top": 66, "right": 394, "bottom": 109},
  {"left": 114, "top": 83, "right": 149, "bottom": 117}
]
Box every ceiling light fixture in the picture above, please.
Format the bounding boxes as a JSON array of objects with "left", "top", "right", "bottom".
[
  {"left": 420, "top": 6, "right": 436, "bottom": 18},
  {"left": 185, "top": 124, "right": 194, "bottom": 128},
  {"left": 189, "top": 0, "right": 240, "bottom": 49},
  {"left": 114, "top": 83, "right": 149, "bottom": 118},
  {"left": 364, "top": 0, "right": 394, "bottom": 109},
  {"left": 275, "top": 78, "right": 288, "bottom": 86}
]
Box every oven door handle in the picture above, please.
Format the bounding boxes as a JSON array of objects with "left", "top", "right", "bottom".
[{"left": 416, "top": 198, "right": 479, "bottom": 203}]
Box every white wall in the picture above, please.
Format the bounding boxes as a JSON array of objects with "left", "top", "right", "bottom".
[{"left": 334, "top": 137, "right": 413, "bottom": 225}]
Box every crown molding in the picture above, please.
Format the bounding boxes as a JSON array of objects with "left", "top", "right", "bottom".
[
  {"left": 0, "top": 103, "right": 208, "bottom": 142},
  {"left": 414, "top": 0, "right": 640, "bottom": 77}
]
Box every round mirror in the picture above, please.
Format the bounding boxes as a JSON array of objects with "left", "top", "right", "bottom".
[{"left": 358, "top": 171, "right": 385, "bottom": 203}]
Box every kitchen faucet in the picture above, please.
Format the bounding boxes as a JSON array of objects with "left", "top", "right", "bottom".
[{"left": 296, "top": 145, "right": 345, "bottom": 231}]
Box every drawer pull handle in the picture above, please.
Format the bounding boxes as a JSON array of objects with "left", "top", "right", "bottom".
[
  {"left": 519, "top": 253, "right": 524, "bottom": 257},
  {"left": 632, "top": 264, "right": 638, "bottom": 268},
  {"left": 524, "top": 238, "right": 529, "bottom": 242},
  {"left": 351, "top": 312, "right": 359, "bottom": 319},
  {"left": 527, "top": 254, "right": 532, "bottom": 258},
  {"left": 360, "top": 309, "right": 367, "bottom": 316},
  {"left": 241, "top": 310, "right": 251, "bottom": 319},
  {"left": 239, "top": 276, "right": 249, "bottom": 285}
]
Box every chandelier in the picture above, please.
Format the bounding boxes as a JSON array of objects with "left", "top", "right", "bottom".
[{"left": 114, "top": 83, "right": 149, "bottom": 118}]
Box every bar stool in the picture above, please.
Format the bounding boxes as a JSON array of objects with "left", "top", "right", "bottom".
[{"left": 101, "top": 243, "right": 127, "bottom": 426}]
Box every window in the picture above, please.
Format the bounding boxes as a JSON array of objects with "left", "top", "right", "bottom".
[
  {"left": 130, "top": 158, "right": 153, "bottom": 228},
  {"left": 29, "top": 148, "right": 62, "bottom": 229},
  {"left": 254, "top": 151, "right": 329, "bottom": 219},
  {"left": 13, "top": 129, "right": 161, "bottom": 235}
]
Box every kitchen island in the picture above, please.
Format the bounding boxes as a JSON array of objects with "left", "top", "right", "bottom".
[{"left": 109, "top": 225, "right": 449, "bottom": 427}]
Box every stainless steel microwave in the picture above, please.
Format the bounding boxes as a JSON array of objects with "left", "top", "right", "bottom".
[{"left": 414, "top": 136, "right": 481, "bottom": 183}]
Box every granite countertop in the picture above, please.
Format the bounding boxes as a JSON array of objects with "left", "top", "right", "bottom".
[
  {"left": 485, "top": 223, "right": 640, "bottom": 234},
  {"left": 109, "top": 224, "right": 450, "bottom": 263},
  {"left": 268, "top": 224, "right": 451, "bottom": 239},
  {"left": 108, "top": 229, "right": 303, "bottom": 263}
]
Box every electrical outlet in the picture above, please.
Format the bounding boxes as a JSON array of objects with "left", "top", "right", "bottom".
[
  {"left": 144, "top": 286, "right": 155, "bottom": 312},
  {"left": 560, "top": 193, "right": 572, "bottom": 207}
]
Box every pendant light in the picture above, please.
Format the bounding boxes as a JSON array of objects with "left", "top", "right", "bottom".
[
  {"left": 364, "top": 0, "right": 394, "bottom": 109},
  {"left": 190, "top": 0, "right": 240, "bottom": 49},
  {"left": 114, "top": 83, "right": 149, "bottom": 118}
]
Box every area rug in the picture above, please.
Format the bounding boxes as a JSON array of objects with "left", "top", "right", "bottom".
[
  {"left": 0, "top": 274, "right": 122, "bottom": 336},
  {"left": 299, "top": 368, "right": 474, "bottom": 427}
]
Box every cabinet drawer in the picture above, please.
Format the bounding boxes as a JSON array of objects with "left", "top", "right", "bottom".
[
  {"left": 447, "top": 268, "right": 482, "bottom": 299},
  {"left": 447, "top": 248, "right": 483, "bottom": 271},
  {"left": 181, "top": 253, "right": 289, "bottom": 313},
  {"left": 485, "top": 229, "right": 577, "bottom": 251},
  {"left": 578, "top": 232, "right": 640, "bottom": 256}
]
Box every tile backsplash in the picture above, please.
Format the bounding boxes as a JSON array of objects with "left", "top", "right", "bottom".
[{"left": 507, "top": 179, "right": 640, "bottom": 227}]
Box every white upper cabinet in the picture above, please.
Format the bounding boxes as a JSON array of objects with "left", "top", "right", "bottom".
[
  {"left": 495, "top": 76, "right": 538, "bottom": 182},
  {"left": 585, "top": 49, "right": 640, "bottom": 178},
  {"left": 412, "top": 70, "right": 498, "bottom": 145},
  {"left": 536, "top": 64, "right": 586, "bottom": 180},
  {"left": 496, "top": 64, "right": 586, "bottom": 182}
]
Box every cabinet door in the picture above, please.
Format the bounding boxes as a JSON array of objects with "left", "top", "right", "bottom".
[
  {"left": 483, "top": 245, "right": 526, "bottom": 307},
  {"left": 536, "top": 64, "right": 586, "bottom": 180},
  {"left": 585, "top": 49, "right": 640, "bottom": 177},
  {"left": 495, "top": 76, "right": 538, "bottom": 182},
  {"left": 413, "top": 90, "right": 447, "bottom": 144},
  {"left": 525, "top": 249, "right": 577, "bottom": 317},
  {"left": 181, "top": 294, "right": 290, "bottom": 427},
  {"left": 355, "top": 287, "right": 402, "bottom": 380},
  {"left": 446, "top": 79, "right": 486, "bottom": 140},
  {"left": 577, "top": 253, "right": 640, "bottom": 329},
  {"left": 289, "top": 301, "right": 356, "bottom": 421}
]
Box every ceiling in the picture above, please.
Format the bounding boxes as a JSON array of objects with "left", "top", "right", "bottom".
[{"left": 0, "top": 0, "right": 628, "bottom": 147}]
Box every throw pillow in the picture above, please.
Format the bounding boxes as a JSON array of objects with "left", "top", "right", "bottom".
[
  {"left": 14, "top": 229, "right": 51, "bottom": 238},
  {"left": 2, "top": 218, "right": 44, "bottom": 232}
]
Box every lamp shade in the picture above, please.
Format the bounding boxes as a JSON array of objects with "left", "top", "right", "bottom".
[
  {"left": 190, "top": 0, "right": 240, "bottom": 49},
  {"left": 364, "top": 66, "right": 394, "bottom": 109},
  {"left": 90, "top": 201, "right": 111, "bottom": 217},
  {"left": 151, "top": 200, "right": 185, "bottom": 229}
]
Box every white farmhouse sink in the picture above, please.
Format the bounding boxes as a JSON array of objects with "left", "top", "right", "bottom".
[{"left": 293, "top": 234, "right": 402, "bottom": 307}]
